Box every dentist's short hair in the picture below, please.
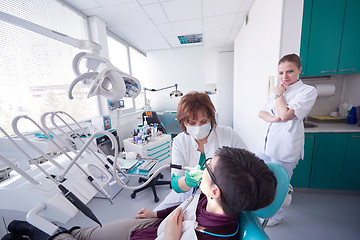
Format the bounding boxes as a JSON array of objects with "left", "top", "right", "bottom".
[{"left": 176, "top": 91, "right": 216, "bottom": 134}]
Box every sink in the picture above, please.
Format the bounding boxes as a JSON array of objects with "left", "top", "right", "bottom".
[{"left": 304, "top": 121, "right": 318, "bottom": 128}]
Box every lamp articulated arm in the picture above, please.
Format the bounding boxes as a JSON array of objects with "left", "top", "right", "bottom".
[
  {"left": 143, "top": 84, "right": 182, "bottom": 110},
  {"left": 144, "top": 84, "right": 178, "bottom": 92}
]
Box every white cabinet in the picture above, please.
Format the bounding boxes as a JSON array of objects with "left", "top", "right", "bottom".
[{"left": 123, "top": 134, "right": 171, "bottom": 163}]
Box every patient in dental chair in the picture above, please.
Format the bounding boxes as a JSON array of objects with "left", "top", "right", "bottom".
[{"left": 3, "top": 147, "right": 277, "bottom": 240}]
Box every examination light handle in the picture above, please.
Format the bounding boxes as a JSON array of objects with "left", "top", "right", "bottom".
[{"left": 58, "top": 184, "right": 102, "bottom": 227}]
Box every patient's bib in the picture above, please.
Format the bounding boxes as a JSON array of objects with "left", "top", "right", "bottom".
[{"left": 156, "top": 191, "right": 201, "bottom": 240}]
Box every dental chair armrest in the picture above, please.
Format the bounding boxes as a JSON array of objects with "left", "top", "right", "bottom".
[
  {"left": 27, "top": 202, "right": 59, "bottom": 235},
  {"left": 239, "top": 211, "right": 269, "bottom": 240}
]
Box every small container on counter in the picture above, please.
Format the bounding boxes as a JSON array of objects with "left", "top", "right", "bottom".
[{"left": 347, "top": 106, "right": 357, "bottom": 125}]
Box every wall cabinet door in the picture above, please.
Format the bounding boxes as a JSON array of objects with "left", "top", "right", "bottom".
[
  {"left": 299, "top": 0, "right": 313, "bottom": 77},
  {"left": 337, "top": 0, "right": 360, "bottom": 74},
  {"left": 306, "top": 0, "right": 346, "bottom": 76},
  {"left": 291, "top": 133, "right": 315, "bottom": 188},
  {"left": 310, "top": 133, "right": 347, "bottom": 189},
  {"left": 340, "top": 133, "right": 360, "bottom": 190}
]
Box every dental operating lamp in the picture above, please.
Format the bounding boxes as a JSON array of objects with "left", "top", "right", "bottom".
[{"left": 143, "top": 84, "right": 183, "bottom": 109}]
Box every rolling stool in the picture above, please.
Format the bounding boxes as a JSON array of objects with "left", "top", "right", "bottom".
[{"left": 130, "top": 173, "right": 171, "bottom": 202}]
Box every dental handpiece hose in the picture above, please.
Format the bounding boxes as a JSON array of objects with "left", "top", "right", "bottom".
[
  {"left": 170, "top": 164, "right": 198, "bottom": 171},
  {"left": 112, "top": 161, "right": 202, "bottom": 190}
]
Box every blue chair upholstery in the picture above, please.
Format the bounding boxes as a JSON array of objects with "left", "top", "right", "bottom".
[{"left": 239, "top": 162, "right": 290, "bottom": 240}]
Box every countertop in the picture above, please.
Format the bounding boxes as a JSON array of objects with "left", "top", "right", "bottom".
[{"left": 305, "top": 122, "right": 360, "bottom": 133}]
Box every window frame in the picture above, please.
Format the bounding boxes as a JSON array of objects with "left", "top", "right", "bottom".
[{"left": 106, "top": 30, "right": 147, "bottom": 115}]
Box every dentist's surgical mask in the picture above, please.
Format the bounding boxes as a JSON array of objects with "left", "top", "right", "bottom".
[{"left": 186, "top": 122, "right": 211, "bottom": 140}]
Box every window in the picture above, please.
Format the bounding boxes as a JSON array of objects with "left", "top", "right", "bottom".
[
  {"left": 107, "top": 35, "right": 130, "bottom": 74},
  {"left": 0, "top": 1, "right": 97, "bottom": 135},
  {"left": 106, "top": 34, "right": 148, "bottom": 113},
  {"left": 130, "top": 47, "right": 148, "bottom": 110}
]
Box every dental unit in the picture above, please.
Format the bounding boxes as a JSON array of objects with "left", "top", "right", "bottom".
[{"left": 0, "top": 115, "right": 198, "bottom": 236}]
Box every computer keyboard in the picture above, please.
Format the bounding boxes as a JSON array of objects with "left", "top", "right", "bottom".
[{"left": 138, "top": 160, "right": 157, "bottom": 171}]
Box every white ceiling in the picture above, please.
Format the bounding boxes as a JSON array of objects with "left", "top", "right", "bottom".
[{"left": 63, "top": 0, "right": 255, "bottom": 54}]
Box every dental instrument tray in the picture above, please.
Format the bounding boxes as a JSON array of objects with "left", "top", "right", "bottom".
[{"left": 138, "top": 160, "right": 157, "bottom": 171}]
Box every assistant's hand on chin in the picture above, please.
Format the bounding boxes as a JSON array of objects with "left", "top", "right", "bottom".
[{"left": 274, "top": 84, "right": 286, "bottom": 95}]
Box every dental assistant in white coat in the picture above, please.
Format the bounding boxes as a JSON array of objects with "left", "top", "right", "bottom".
[
  {"left": 154, "top": 91, "right": 247, "bottom": 211},
  {"left": 257, "top": 53, "right": 318, "bottom": 226}
]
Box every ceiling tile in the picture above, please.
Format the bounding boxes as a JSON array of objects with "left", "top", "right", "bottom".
[
  {"left": 101, "top": 2, "right": 149, "bottom": 25},
  {"left": 64, "top": 0, "right": 100, "bottom": 11},
  {"left": 165, "top": 35, "right": 182, "bottom": 47},
  {"left": 171, "top": 19, "right": 202, "bottom": 36},
  {"left": 64, "top": 0, "right": 255, "bottom": 54},
  {"left": 161, "top": 0, "right": 201, "bottom": 22},
  {"left": 138, "top": 0, "right": 160, "bottom": 5},
  {"left": 204, "top": 29, "right": 231, "bottom": 42},
  {"left": 94, "top": 0, "right": 134, "bottom": 7},
  {"left": 143, "top": 4, "right": 169, "bottom": 24},
  {"left": 203, "top": 0, "right": 243, "bottom": 17},
  {"left": 130, "top": 20, "right": 162, "bottom": 38},
  {"left": 157, "top": 23, "right": 176, "bottom": 37},
  {"left": 109, "top": 25, "right": 139, "bottom": 41},
  {"left": 144, "top": 35, "right": 167, "bottom": 44},
  {"left": 203, "top": 14, "right": 237, "bottom": 32}
]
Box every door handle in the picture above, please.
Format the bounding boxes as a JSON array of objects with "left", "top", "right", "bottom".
[
  {"left": 320, "top": 70, "right": 335, "bottom": 73},
  {"left": 340, "top": 69, "right": 356, "bottom": 72}
]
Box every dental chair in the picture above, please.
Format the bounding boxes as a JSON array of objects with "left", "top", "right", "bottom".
[{"left": 239, "top": 162, "right": 290, "bottom": 240}]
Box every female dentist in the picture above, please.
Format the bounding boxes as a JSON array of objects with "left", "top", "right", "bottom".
[
  {"left": 257, "top": 53, "right": 317, "bottom": 226},
  {"left": 154, "top": 91, "right": 247, "bottom": 211}
]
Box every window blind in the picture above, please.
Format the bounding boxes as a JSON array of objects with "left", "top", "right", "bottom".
[{"left": 0, "top": 0, "right": 97, "bottom": 134}]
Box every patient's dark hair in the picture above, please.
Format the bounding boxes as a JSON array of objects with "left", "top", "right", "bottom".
[{"left": 213, "top": 147, "right": 277, "bottom": 216}]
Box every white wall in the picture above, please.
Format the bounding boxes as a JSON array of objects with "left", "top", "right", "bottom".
[
  {"left": 146, "top": 46, "right": 205, "bottom": 112},
  {"left": 343, "top": 73, "right": 360, "bottom": 107},
  {"left": 233, "top": 0, "right": 284, "bottom": 152},
  {"left": 218, "top": 52, "right": 234, "bottom": 127},
  {"left": 280, "top": 0, "right": 304, "bottom": 57}
]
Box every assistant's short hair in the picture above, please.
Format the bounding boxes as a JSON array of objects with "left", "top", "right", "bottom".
[
  {"left": 213, "top": 147, "right": 277, "bottom": 216},
  {"left": 278, "top": 53, "right": 301, "bottom": 69},
  {"left": 176, "top": 91, "right": 216, "bottom": 134}
]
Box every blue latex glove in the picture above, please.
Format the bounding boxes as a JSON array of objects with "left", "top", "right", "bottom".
[{"left": 184, "top": 165, "right": 203, "bottom": 188}]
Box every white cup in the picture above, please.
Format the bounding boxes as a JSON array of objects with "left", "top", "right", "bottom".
[{"left": 125, "top": 152, "right": 137, "bottom": 160}]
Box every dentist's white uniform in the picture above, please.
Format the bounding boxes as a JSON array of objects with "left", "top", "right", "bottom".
[
  {"left": 257, "top": 80, "right": 317, "bottom": 222},
  {"left": 154, "top": 125, "right": 246, "bottom": 211},
  {"left": 258, "top": 80, "right": 317, "bottom": 166}
]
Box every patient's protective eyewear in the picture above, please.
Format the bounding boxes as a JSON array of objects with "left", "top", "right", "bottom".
[{"left": 203, "top": 158, "right": 221, "bottom": 190}]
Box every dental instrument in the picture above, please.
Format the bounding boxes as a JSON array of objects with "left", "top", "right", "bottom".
[
  {"left": 169, "top": 163, "right": 200, "bottom": 172},
  {"left": 40, "top": 112, "right": 114, "bottom": 204},
  {"left": 50, "top": 111, "right": 117, "bottom": 178},
  {"left": 0, "top": 127, "right": 39, "bottom": 185},
  {"left": 11, "top": 115, "right": 103, "bottom": 227},
  {"left": 12, "top": 116, "right": 64, "bottom": 170}
]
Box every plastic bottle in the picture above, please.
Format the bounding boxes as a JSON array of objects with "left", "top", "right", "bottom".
[
  {"left": 348, "top": 106, "right": 357, "bottom": 124},
  {"left": 143, "top": 116, "right": 148, "bottom": 133}
]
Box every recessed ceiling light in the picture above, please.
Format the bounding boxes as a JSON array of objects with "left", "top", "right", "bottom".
[{"left": 178, "top": 34, "right": 202, "bottom": 44}]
